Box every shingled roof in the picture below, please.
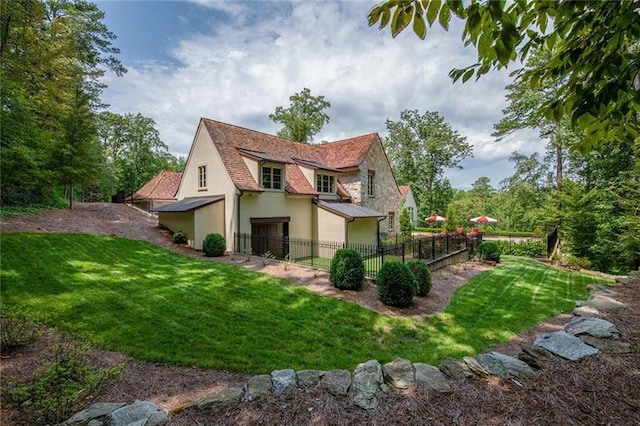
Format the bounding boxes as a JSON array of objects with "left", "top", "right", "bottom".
[
  {"left": 200, "top": 119, "right": 379, "bottom": 196},
  {"left": 131, "top": 171, "right": 182, "bottom": 201}
]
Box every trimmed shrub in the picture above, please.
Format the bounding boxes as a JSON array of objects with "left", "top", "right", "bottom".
[
  {"left": 496, "top": 240, "right": 546, "bottom": 257},
  {"left": 330, "top": 248, "right": 365, "bottom": 290},
  {"left": 203, "top": 233, "right": 225, "bottom": 257},
  {"left": 406, "top": 260, "right": 431, "bottom": 296},
  {"left": 476, "top": 241, "right": 502, "bottom": 262},
  {"left": 376, "top": 261, "right": 416, "bottom": 307},
  {"left": 172, "top": 230, "right": 188, "bottom": 244}
]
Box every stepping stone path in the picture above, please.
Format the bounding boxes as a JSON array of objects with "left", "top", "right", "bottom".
[{"left": 63, "top": 269, "right": 638, "bottom": 424}]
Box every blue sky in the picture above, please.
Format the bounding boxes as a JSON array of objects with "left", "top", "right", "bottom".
[{"left": 96, "top": 0, "right": 542, "bottom": 189}]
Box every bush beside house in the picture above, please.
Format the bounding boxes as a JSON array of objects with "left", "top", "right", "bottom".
[
  {"left": 376, "top": 261, "right": 416, "bottom": 307},
  {"left": 330, "top": 249, "right": 365, "bottom": 290},
  {"left": 203, "top": 233, "right": 225, "bottom": 257}
]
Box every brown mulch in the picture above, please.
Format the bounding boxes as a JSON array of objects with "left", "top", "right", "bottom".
[{"left": 2, "top": 203, "right": 639, "bottom": 425}]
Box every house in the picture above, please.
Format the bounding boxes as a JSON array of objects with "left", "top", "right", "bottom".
[
  {"left": 155, "top": 118, "right": 400, "bottom": 253},
  {"left": 398, "top": 185, "right": 418, "bottom": 225},
  {"left": 127, "top": 171, "right": 182, "bottom": 212}
]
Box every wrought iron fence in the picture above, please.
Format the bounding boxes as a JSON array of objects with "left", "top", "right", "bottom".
[{"left": 234, "top": 232, "right": 482, "bottom": 278}]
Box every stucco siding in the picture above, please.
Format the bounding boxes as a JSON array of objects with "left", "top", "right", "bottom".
[
  {"left": 347, "top": 217, "right": 379, "bottom": 246},
  {"left": 240, "top": 192, "right": 314, "bottom": 240},
  {"left": 158, "top": 212, "right": 195, "bottom": 246},
  {"left": 177, "top": 123, "right": 239, "bottom": 251},
  {"left": 194, "top": 201, "right": 225, "bottom": 250}
]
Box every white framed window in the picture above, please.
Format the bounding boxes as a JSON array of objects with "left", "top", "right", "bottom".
[
  {"left": 367, "top": 171, "right": 375, "bottom": 197},
  {"left": 407, "top": 206, "right": 414, "bottom": 223},
  {"left": 388, "top": 211, "right": 395, "bottom": 231},
  {"left": 198, "top": 165, "right": 207, "bottom": 190},
  {"left": 316, "top": 174, "right": 335, "bottom": 193},
  {"left": 261, "top": 166, "right": 282, "bottom": 190}
]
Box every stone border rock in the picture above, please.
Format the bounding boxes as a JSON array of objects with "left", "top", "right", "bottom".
[{"left": 63, "top": 270, "right": 638, "bottom": 425}]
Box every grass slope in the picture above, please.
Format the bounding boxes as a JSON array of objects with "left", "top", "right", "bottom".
[{"left": 0, "top": 234, "right": 609, "bottom": 374}]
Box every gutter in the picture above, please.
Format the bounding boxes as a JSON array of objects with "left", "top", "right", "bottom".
[
  {"left": 345, "top": 217, "right": 356, "bottom": 246},
  {"left": 237, "top": 189, "right": 244, "bottom": 252},
  {"left": 377, "top": 216, "right": 387, "bottom": 251}
]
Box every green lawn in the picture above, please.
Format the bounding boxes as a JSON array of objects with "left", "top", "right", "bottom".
[{"left": 0, "top": 234, "right": 610, "bottom": 374}]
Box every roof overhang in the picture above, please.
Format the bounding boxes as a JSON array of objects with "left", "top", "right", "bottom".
[
  {"left": 315, "top": 200, "right": 386, "bottom": 220},
  {"left": 152, "top": 195, "right": 224, "bottom": 213}
]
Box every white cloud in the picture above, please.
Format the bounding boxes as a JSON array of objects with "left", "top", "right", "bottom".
[{"left": 100, "top": 0, "right": 542, "bottom": 188}]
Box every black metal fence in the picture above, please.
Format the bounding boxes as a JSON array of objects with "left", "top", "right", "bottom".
[{"left": 234, "top": 232, "right": 482, "bottom": 278}]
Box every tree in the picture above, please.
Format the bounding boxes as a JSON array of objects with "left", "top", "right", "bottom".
[
  {"left": 368, "top": 0, "right": 640, "bottom": 153},
  {"left": 97, "top": 112, "right": 182, "bottom": 196},
  {"left": 0, "top": 0, "right": 125, "bottom": 206},
  {"left": 384, "top": 110, "right": 472, "bottom": 219},
  {"left": 269, "top": 88, "right": 331, "bottom": 143},
  {"left": 399, "top": 207, "right": 414, "bottom": 238}
]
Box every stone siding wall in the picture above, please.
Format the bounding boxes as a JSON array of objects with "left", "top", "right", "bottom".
[{"left": 340, "top": 138, "right": 400, "bottom": 235}]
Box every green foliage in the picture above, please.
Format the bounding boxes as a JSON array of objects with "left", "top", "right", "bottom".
[
  {"left": 329, "top": 248, "right": 365, "bottom": 290},
  {"left": 399, "top": 207, "right": 414, "bottom": 238},
  {"left": 376, "top": 261, "right": 416, "bottom": 307},
  {"left": 406, "top": 260, "right": 431, "bottom": 296},
  {"left": 5, "top": 339, "right": 123, "bottom": 425},
  {"left": 0, "top": 306, "right": 41, "bottom": 352},
  {"left": 384, "top": 110, "right": 472, "bottom": 219},
  {"left": 552, "top": 253, "right": 592, "bottom": 271},
  {"left": 368, "top": 0, "right": 640, "bottom": 153},
  {"left": 172, "top": 231, "right": 188, "bottom": 244},
  {"left": 476, "top": 241, "right": 502, "bottom": 262},
  {"left": 97, "top": 112, "right": 181, "bottom": 195},
  {"left": 0, "top": 0, "right": 130, "bottom": 206},
  {"left": 202, "top": 233, "right": 225, "bottom": 257},
  {"left": 269, "top": 88, "right": 331, "bottom": 143},
  {"left": 495, "top": 240, "right": 546, "bottom": 258}
]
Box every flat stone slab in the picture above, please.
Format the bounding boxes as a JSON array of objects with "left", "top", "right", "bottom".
[
  {"left": 580, "top": 335, "right": 632, "bottom": 354},
  {"left": 476, "top": 352, "right": 536, "bottom": 378},
  {"left": 245, "top": 374, "right": 272, "bottom": 400},
  {"left": 352, "top": 360, "right": 386, "bottom": 411},
  {"left": 271, "top": 369, "right": 297, "bottom": 394},
  {"left": 320, "top": 369, "right": 351, "bottom": 396},
  {"left": 577, "top": 295, "right": 626, "bottom": 311},
  {"left": 565, "top": 316, "right": 620, "bottom": 338},
  {"left": 573, "top": 305, "right": 601, "bottom": 317},
  {"left": 534, "top": 331, "right": 600, "bottom": 361},
  {"left": 106, "top": 401, "right": 168, "bottom": 426},
  {"left": 439, "top": 358, "right": 468, "bottom": 380},
  {"left": 413, "top": 363, "right": 452, "bottom": 392},
  {"left": 296, "top": 369, "right": 324, "bottom": 388},
  {"left": 64, "top": 402, "right": 126, "bottom": 425},
  {"left": 196, "top": 387, "right": 244, "bottom": 410},
  {"left": 383, "top": 358, "right": 414, "bottom": 389},
  {"left": 463, "top": 356, "right": 491, "bottom": 377}
]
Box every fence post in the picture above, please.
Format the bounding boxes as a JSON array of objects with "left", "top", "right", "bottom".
[
  {"left": 446, "top": 233, "right": 449, "bottom": 254},
  {"left": 418, "top": 239, "right": 422, "bottom": 260},
  {"left": 402, "top": 243, "right": 405, "bottom": 263},
  {"left": 431, "top": 237, "right": 435, "bottom": 260}
]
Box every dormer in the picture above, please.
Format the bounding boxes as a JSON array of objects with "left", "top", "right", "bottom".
[
  {"left": 293, "top": 158, "right": 341, "bottom": 200},
  {"left": 237, "top": 148, "right": 289, "bottom": 192}
]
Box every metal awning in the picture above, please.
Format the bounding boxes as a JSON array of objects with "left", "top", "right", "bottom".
[
  {"left": 153, "top": 195, "right": 224, "bottom": 213},
  {"left": 316, "top": 200, "right": 385, "bottom": 219}
]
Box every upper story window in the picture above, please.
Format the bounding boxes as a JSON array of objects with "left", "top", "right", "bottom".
[
  {"left": 388, "top": 211, "right": 395, "bottom": 231},
  {"left": 407, "top": 206, "right": 414, "bottom": 222},
  {"left": 367, "top": 170, "right": 375, "bottom": 197},
  {"left": 261, "top": 166, "right": 282, "bottom": 190},
  {"left": 198, "top": 165, "right": 207, "bottom": 190},
  {"left": 316, "top": 174, "right": 335, "bottom": 193}
]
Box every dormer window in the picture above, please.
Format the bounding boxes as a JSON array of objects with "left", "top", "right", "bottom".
[
  {"left": 316, "top": 174, "right": 335, "bottom": 193},
  {"left": 261, "top": 166, "right": 282, "bottom": 190}
]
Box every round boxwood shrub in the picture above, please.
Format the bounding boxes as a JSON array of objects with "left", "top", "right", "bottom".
[
  {"left": 202, "top": 233, "right": 225, "bottom": 257},
  {"left": 406, "top": 259, "right": 431, "bottom": 296},
  {"left": 172, "top": 230, "right": 188, "bottom": 244},
  {"left": 330, "top": 248, "right": 365, "bottom": 290},
  {"left": 376, "top": 261, "right": 416, "bottom": 307},
  {"left": 477, "top": 241, "right": 502, "bottom": 262}
]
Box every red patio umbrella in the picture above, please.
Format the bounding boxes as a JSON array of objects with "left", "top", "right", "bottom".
[
  {"left": 470, "top": 215, "right": 497, "bottom": 224},
  {"left": 426, "top": 214, "right": 446, "bottom": 222}
]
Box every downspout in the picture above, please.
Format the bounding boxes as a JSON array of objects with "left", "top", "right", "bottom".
[
  {"left": 377, "top": 216, "right": 386, "bottom": 251},
  {"left": 236, "top": 189, "right": 244, "bottom": 253},
  {"left": 345, "top": 216, "right": 356, "bottom": 246}
]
